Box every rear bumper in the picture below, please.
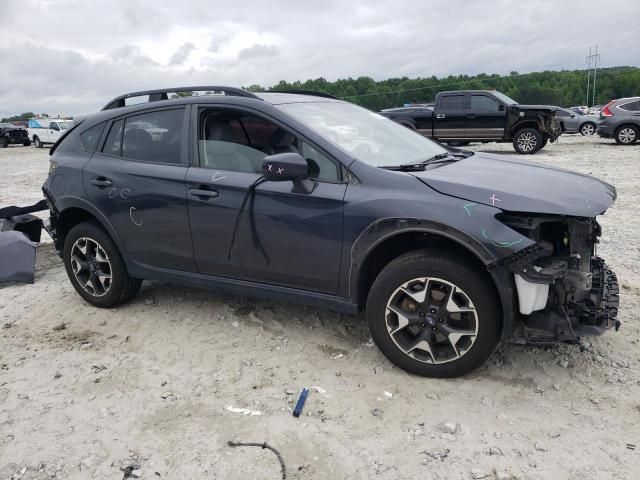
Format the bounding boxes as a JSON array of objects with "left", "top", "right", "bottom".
[{"left": 597, "top": 122, "right": 615, "bottom": 137}]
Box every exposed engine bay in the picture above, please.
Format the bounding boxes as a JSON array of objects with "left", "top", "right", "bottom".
[{"left": 497, "top": 213, "right": 620, "bottom": 343}]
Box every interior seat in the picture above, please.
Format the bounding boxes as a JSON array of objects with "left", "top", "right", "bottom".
[{"left": 205, "top": 123, "right": 256, "bottom": 172}]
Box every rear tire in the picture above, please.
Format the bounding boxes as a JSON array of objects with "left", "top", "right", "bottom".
[
  {"left": 366, "top": 250, "right": 501, "bottom": 378},
  {"left": 0, "top": 137, "right": 7, "bottom": 148},
  {"left": 580, "top": 122, "right": 596, "bottom": 136},
  {"left": 23, "top": 140, "right": 31, "bottom": 147},
  {"left": 614, "top": 125, "right": 638, "bottom": 145},
  {"left": 33, "top": 136, "right": 42, "bottom": 148},
  {"left": 513, "top": 128, "right": 542, "bottom": 154},
  {"left": 63, "top": 221, "right": 141, "bottom": 308}
]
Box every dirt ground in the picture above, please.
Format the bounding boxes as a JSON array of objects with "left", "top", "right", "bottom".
[{"left": 1, "top": 135, "right": 639, "bottom": 480}]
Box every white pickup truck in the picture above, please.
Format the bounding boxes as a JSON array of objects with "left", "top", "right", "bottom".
[{"left": 27, "top": 118, "right": 74, "bottom": 148}]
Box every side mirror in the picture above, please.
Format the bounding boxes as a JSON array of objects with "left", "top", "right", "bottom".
[
  {"left": 262, "top": 152, "right": 315, "bottom": 194},
  {"left": 498, "top": 104, "right": 505, "bottom": 111}
]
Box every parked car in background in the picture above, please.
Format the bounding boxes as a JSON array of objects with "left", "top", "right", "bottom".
[
  {"left": 42, "top": 86, "right": 619, "bottom": 378},
  {"left": 379, "top": 90, "right": 562, "bottom": 154},
  {"left": 555, "top": 108, "right": 598, "bottom": 135},
  {"left": 597, "top": 97, "right": 640, "bottom": 145},
  {"left": 0, "top": 123, "right": 30, "bottom": 147},
  {"left": 27, "top": 118, "right": 74, "bottom": 148}
]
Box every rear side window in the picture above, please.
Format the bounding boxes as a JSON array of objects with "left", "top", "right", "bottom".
[
  {"left": 619, "top": 101, "right": 640, "bottom": 111},
  {"left": 439, "top": 95, "right": 465, "bottom": 110},
  {"left": 79, "top": 123, "right": 106, "bottom": 152},
  {"left": 122, "top": 109, "right": 184, "bottom": 164},
  {"left": 102, "top": 119, "right": 123, "bottom": 155}
]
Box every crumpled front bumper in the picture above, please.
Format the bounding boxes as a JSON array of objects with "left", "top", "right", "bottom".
[{"left": 572, "top": 258, "right": 620, "bottom": 335}]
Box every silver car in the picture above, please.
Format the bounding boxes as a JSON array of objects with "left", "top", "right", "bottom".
[
  {"left": 597, "top": 97, "right": 640, "bottom": 145},
  {"left": 555, "top": 108, "right": 598, "bottom": 135}
]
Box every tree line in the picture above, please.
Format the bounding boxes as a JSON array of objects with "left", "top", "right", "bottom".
[{"left": 245, "top": 66, "right": 640, "bottom": 111}]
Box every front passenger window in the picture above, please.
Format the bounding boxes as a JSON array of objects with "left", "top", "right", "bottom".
[{"left": 198, "top": 111, "right": 296, "bottom": 173}]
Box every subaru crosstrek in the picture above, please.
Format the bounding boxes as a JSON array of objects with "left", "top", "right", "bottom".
[{"left": 42, "top": 86, "right": 620, "bottom": 377}]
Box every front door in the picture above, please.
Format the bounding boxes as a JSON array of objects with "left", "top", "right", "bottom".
[
  {"left": 466, "top": 94, "right": 506, "bottom": 139},
  {"left": 83, "top": 107, "right": 195, "bottom": 272},
  {"left": 186, "top": 106, "right": 346, "bottom": 294}
]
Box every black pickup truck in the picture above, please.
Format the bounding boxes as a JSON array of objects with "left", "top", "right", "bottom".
[{"left": 380, "top": 90, "right": 562, "bottom": 154}]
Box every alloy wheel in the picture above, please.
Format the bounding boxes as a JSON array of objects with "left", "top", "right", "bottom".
[
  {"left": 385, "top": 277, "right": 479, "bottom": 364},
  {"left": 70, "top": 237, "right": 113, "bottom": 297},
  {"left": 517, "top": 132, "right": 537, "bottom": 152},
  {"left": 581, "top": 123, "right": 595, "bottom": 135},
  {"left": 618, "top": 127, "right": 636, "bottom": 144}
]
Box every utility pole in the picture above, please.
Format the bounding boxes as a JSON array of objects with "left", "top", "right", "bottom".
[
  {"left": 586, "top": 45, "right": 601, "bottom": 107},
  {"left": 592, "top": 44, "right": 600, "bottom": 106},
  {"left": 586, "top": 46, "right": 592, "bottom": 107}
]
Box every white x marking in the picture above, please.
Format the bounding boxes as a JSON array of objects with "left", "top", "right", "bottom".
[
  {"left": 277, "top": 167, "right": 284, "bottom": 175},
  {"left": 267, "top": 164, "right": 273, "bottom": 172}
]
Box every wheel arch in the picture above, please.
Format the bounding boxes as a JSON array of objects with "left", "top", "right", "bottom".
[
  {"left": 54, "top": 198, "right": 125, "bottom": 257},
  {"left": 350, "top": 223, "right": 514, "bottom": 339},
  {"left": 509, "top": 121, "right": 540, "bottom": 139},
  {"left": 615, "top": 123, "right": 639, "bottom": 135},
  {"left": 351, "top": 228, "right": 517, "bottom": 340}
]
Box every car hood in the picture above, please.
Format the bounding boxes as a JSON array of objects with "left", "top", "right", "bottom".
[
  {"left": 411, "top": 152, "right": 616, "bottom": 217},
  {"left": 514, "top": 104, "right": 559, "bottom": 112}
]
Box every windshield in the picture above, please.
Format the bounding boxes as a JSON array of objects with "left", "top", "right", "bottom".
[
  {"left": 278, "top": 102, "right": 448, "bottom": 167},
  {"left": 491, "top": 91, "right": 518, "bottom": 105},
  {"left": 59, "top": 121, "right": 74, "bottom": 130}
]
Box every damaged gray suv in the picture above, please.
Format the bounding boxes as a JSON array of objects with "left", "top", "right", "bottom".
[{"left": 42, "top": 86, "right": 619, "bottom": 377}]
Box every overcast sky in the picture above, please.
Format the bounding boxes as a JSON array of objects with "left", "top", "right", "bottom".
[{"left": 1, "top": 0, "right": 639, "bottom": 118}]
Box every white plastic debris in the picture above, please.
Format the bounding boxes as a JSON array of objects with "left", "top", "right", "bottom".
[
  {"left": 310, "top": 385, "right": 330, "bottom": 397},
  {"left": 383, "top": 391, "right": 393, "bottom": 399},
  {"left": 226, "top": 405, "right": 262, "bottom": 416}
]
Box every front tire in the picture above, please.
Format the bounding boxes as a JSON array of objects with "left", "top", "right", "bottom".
[
  {"left": 23, "top": 140, "right": 31, "bottom": 147},
  {"left": 63, "top": 221, "right": 141, "bottom": 308},
  {"left": 615, "top": 125, "right": 638, "bottom": 145},
  {"left": 580, "top": 122, "right": 596, "bottom": 136},
  {"left": 513, "top": 127, "right": 542, "bottom": 154},
  {"left": 366, "top": 250, "right": 501, "bottom": 378}
]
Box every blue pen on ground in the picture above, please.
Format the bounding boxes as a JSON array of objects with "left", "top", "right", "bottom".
[{"left": 293, "top": 388, "right": 309, "bottom": 417}]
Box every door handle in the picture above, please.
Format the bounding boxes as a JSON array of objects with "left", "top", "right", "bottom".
[
  {"left": 436, "top": 113, "right": 446, "bottom": 119},
  {"left": 189, "top": 187, "right": 219, "bottom": 199},
  {"left": 90, "top": 177, "right": 113, "bottom": 188},
  {"left": 467, "top": 114, "right": 476, "bottom": 119}
]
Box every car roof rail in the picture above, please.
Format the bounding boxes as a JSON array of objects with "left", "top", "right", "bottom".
[
  {"left": 101, "top": 86, "right": 262, "bottom": 110},
  {"left": 269, "top": 90, "right": 339, "bottom": 100}
]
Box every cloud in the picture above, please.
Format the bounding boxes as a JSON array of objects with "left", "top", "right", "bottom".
[
  {"left": 168, "top": 42, "right": 196, "bottom": 66},
  {"left": 0, "top": 0, "right": 638, "bottom": 118},
  {"left": 237, "top": 44, "right": 279, "bottom": 60}
]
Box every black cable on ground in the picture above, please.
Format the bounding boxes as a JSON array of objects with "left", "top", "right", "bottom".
[{"left": 227, "top": 441, "right": 287, "bottom": 479}]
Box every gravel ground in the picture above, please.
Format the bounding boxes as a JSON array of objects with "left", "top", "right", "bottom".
[{"left": 0, "top": 135, "right": 639, "bottom": 480}]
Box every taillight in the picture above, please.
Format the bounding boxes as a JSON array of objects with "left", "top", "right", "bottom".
[{"left": 601, "top": 102, "right": 615, "bottom": 117}]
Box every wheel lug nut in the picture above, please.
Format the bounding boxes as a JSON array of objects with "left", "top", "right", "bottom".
[
  {"left": 432, "top": 327, "right": 437, "bottom": 331},
  {"left": 430, "top": 309, "right": 436, "bottom": 314},
  {"left": 438, "top": 318, "right": 444, "bottom": 323},
  {"left": 421, "top": 323, "right": 426, "bottom": 328},
  {"left": 420, "top": 312, "right": 425, "bottom": 317}
]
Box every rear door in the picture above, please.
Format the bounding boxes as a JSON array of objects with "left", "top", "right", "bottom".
[
  {"left": 434, "top": 93, "right": 467, "bottom": 139},
  {"left": 186, "top": 105, "right": 347, "bottom": 293},
  {"left": 83, "top": 107, "right": 196, "bottom": 271},
  {"left": 466, "top": 93, "right": 507, "bottom": 139}
]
